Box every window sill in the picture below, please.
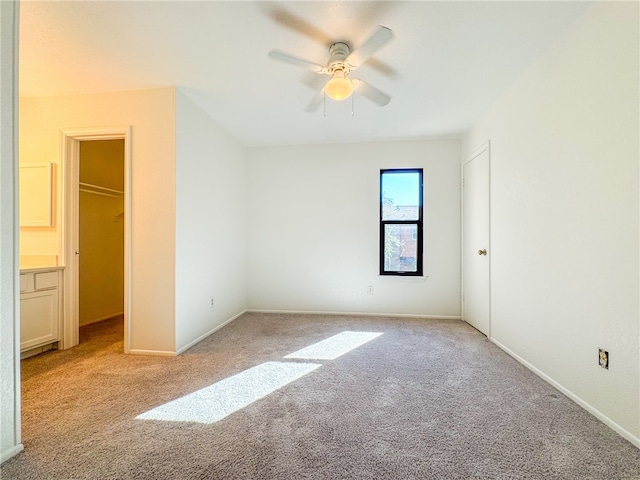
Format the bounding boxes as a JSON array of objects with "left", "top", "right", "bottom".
[{"left": 378, "top": 275, "right": 429, "bottom": 283}]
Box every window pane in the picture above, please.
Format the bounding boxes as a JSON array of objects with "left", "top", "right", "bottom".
[
  {"left": 381, "top": 171, "right": 420, "bottom": 221},
  {"left": 384, "top": 224, "right": 418, "bottom": 272}
]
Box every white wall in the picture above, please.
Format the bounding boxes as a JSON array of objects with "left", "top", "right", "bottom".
[
  {"left": 1, "top": 0, "right": 22, "bottom": 463},
  {"left": 247, "top": 140, "right": 461, "bottom": 317},
  {"left": 79, "top": 190, "right": 124, "bottom": 326},
  {"left": 463, "top": 2, "right": 639, "bottom": 444},
  {"left": 174, "top": 90, "right": 247, "bottom": 352},
  {"left": 20, "top": 88, "right": 177, "bottom": 353}
]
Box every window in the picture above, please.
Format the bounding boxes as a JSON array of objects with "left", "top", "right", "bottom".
[{"left": 380, "top": 169, "right": 423, "bottom": 276}]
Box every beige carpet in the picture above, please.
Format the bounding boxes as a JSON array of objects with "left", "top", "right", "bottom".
[{"left": 2, "top": 312, "right": 639, "bottom": 479}]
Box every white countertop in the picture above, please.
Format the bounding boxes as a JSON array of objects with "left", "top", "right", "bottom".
[
  {"left": 19, "top": 255, "right": 64, "bottom": 273},
  {"left": 20, "top": 265, "right": 65, "bottom": 274}
]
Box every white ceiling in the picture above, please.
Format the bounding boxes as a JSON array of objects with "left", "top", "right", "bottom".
[{"left": 19, "top": 1, "right": 590, "bottom": 147}]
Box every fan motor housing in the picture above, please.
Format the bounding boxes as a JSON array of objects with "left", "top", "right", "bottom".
[{"left": 328, "top": 42, "right": 351, "bottom": 74}]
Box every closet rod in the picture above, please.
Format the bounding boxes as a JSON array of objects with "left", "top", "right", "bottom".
[
  {"left": 79, "top": 182, "right": 124, "bottom": 198},
  {"left": 79, "top": 188, "right": 123, "bottom": 199}
]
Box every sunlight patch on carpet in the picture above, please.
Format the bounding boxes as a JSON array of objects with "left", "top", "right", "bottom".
[
  {"left": 284, "top": 331, "right": 383, "bottom": 360},
  {"left": 136, "top": 361, "right": 321, "bottom": 424}
]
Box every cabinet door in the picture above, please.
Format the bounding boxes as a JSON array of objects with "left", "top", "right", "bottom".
[
  {"left": 20, "top": 289, "right": 59, "bottom": 351},
  {"left": 20, "top": 273, "right": 33, "bottom": 293}
]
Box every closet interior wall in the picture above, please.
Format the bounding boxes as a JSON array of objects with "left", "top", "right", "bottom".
[{"left": 79, "top": 140, "right": 125, "bottom": 327}]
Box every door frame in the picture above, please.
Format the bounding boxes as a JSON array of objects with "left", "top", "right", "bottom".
[
  {"left": 60, "top": 127, "right": 132, "bottom": 353},
  {"left": 461, "top": 141, "right": 491, "bottom": 337}
]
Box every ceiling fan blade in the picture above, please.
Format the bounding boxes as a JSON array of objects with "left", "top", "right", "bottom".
[
  {"left": 268, "top": 50, "right": 326, "bottom": 73},
  {"left": 347, "top": 25, "right": 395, "bottom": 68},
  {"left": 265, "top": 6, "right": 333, "bottom": 46},
  {"left": 352, "top": 78, "right": 391, "bottom": 107},
  {"left": 304, "top": 86, "right": 326, "bottom": 113}
]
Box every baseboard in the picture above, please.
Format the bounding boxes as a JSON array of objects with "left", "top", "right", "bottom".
[
  {"left": 128, "top": 311, "right": 247, "bottom": 357},
  {"left": 80, "top": 311, "right": 124, "bottom": 327},
  {"left": 20, "top": 342, "right": 56, "bottom": 359},
  {"left": 133, "top": 309, "right": 454, "bottom": 357},
  {"left": 490, "top": 337, "right": 640, "bottom": 449},
  {"left": 1, "top": 444, "right": 24, "bottom": 464},
  {"left": 128, "top": 349, "right": 176, "bottom": 357},
  {"left": 176, "top": 310, "right": 247, "bottom": 355},
  {"left": 246, "top": 309, "right": 461, "bottom": 320}
]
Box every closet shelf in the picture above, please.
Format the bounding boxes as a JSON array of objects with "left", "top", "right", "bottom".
[{"left": 79, "top": 182, "right": 124, "bottom": 198}]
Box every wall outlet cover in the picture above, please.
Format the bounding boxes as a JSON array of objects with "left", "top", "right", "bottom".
[{"left": 598, "top": 349, "right": 609, "bottom": 369}]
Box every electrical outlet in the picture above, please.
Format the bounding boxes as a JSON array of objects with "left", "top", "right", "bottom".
[
  {"left": 367, "top": 285, "right": 373, "bottom": 295},
  {"left": 209, "top": 297, "right": 215, "bottom": 308},
  {"left": 598, "top": 348, "right": 609, "bottom": 369}
]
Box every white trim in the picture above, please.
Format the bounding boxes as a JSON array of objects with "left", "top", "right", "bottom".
[
  {"left": 491, "top": 337, "right": 640, "bottom": 449},
  {"left": 128, "top": 349, "right": 176, "bottom": 357},
  {"left": 0, "top": 0, "right": 23, "bottom": 461},
  {"left": 79, "top": 311, "right": 125, "bottom": 327},
  {"left": 378, "top": 275, "right": 429, "bottom": 283},
  {"left": 8, "top": 0, "right": 22, "bottom": 463},
  {"left": 462, "top": 141, "right": 490, "bottom": 167},
  {"left": 175, "top": 310, "right": 247, "bottom": 355},
  {"left": 61, "top": 127, "right": 132, "bottom": 353},
  {"left": 1, "top": 444, "right": 24, "bottom": 464},
  {"left": 246, "top": 309, "right": 462, "bottom": 320}
]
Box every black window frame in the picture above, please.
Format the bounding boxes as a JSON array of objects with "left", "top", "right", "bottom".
[{"left": 379, "top": 168, "right": 424, "bottom": 276}]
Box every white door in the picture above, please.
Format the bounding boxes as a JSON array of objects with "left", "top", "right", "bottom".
[{"left": 462, "top": 145, "right": 490, "bottom": 336}]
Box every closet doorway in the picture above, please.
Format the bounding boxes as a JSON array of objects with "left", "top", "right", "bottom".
[
  {"left": 79, "top": 140, "right": 124, "bottom": 333},
  {"left": 61, "top": 127, "right": 132, "bottom": 353}
]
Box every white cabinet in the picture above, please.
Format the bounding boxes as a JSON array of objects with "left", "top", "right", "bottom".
[{"left": 20, "top": 269, "right": 62, "bottom": 354}]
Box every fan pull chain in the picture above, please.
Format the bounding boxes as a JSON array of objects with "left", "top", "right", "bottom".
[
  {"left": 323, "top": 91, "right": 327, "bottom": 117},
  {"left": 351, "top": 93, "right": 355, "bottom": 116}
]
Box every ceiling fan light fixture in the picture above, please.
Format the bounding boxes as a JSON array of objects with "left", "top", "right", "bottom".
[{"left": 325, "top": 70, "right": 353, "bottom": 101}]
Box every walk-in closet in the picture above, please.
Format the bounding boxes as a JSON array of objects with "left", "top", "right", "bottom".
[{"left": 79, "top": 140, "right": 125, "bottom": 329}]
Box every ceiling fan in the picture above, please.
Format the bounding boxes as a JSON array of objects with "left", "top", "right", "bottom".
[{"left": 268, "top": 25, "right": 395, "bottom": 112}]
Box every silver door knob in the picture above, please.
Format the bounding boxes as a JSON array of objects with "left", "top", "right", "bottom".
[{"left": 478, "top": 249, "right": 487, "bottom": 256}]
